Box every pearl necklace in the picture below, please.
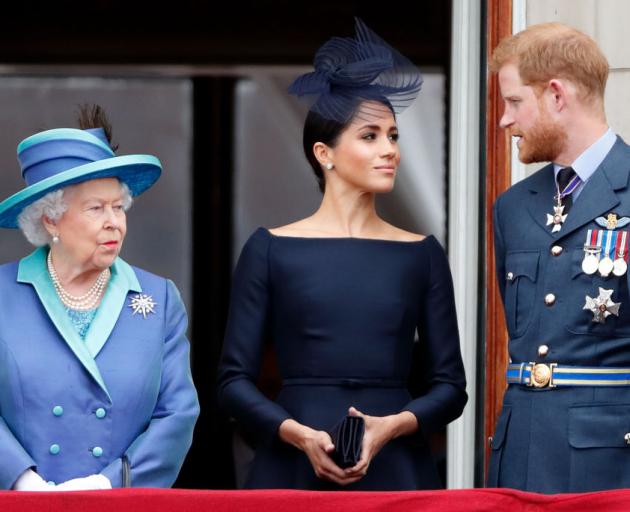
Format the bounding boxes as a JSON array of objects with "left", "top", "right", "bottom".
[{"left": 47, "top": 251, "right": 110, "bottom": 311}]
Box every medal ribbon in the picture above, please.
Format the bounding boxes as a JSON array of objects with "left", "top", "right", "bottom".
[
  {"left": 556, "top": 173, "right": 582, "bottom": 201},
  {"left": 596, "top": 229, "right": 604, "bottom": 254},
  {"left": 604, "top": 229, "right": 614, "bottom": 260},
  {"left": 621, "top": 231, "right": 628, "bottom": 262}
]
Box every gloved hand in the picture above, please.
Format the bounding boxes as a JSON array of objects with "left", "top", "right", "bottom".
[
  {"left": 54, "top": 474, "right": 112, "bottom": 491},
  {"left": 12, "top": 469, "right": 51, "bottom": 491}
]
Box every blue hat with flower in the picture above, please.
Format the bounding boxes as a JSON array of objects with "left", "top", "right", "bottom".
[
  {"left": 0, "top": 127, "right": 161, "bottom": 228},
  {"left": 288, "top": 18, "right": 424, "bottom": 123}
]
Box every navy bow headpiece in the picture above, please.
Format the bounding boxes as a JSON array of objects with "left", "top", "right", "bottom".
[{"left": 288, "top": 18, "right": 423, "bottom": 123}]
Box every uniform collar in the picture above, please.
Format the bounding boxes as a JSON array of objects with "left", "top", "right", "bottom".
[
  {"left": 553, "top": 128, "right": 617, "bottom": 183},
  {"left": 17, "top": 247, "right": 143, "bottom": 402}
]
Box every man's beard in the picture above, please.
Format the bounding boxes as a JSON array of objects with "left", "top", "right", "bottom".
[{"left": 513, "top": 107, "right": 568, "bottom": 164}]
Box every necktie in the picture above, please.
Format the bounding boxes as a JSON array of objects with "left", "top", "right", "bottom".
[{"left": 556, "top": 166, "right": 577, "bottom": 214}]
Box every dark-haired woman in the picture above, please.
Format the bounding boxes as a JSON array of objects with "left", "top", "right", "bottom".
[
  {"left": 218, "top": 20, "right": 466, "bottom": 490},
  {"left": 0, "top": 106, "right": 199, "bottom": 490}
]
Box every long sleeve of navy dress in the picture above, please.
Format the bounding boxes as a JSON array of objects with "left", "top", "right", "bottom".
[{"left": 218, "top": 228, "right": 467, "bottom": 490}]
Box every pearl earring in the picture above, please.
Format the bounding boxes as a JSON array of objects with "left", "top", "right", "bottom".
[
  {"left": 52, "top": 234, "right": 60, "bottom": 244},
  {"left": 325, "top": 163, "right": 334, "bottom": 170}
]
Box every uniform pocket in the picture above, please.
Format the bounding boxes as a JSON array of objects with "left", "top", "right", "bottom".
[
  {"left": 504, "top": 251, "right": 539, "bottom": 338},
  {"left": 568, "top": 404, "right": 630, "bottom": 491},
  {"left": 567, "top": 248, "right": 630, "bottom": 337},
  {"left": 487, "top": 406, "right": 511, "bottom": 487}
]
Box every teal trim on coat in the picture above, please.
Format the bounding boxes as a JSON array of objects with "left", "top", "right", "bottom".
[
  {"left": 84, "top": 256, "right": 142, "bottom": 357},
  {"left": 17, "top": 248, "right": 143, "bottom": 401}
]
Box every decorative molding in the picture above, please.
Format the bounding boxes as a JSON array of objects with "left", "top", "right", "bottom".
[
  {"left": 446, "top": 0, "right": 481, "bottom": 489},
  {"left": 483, "top": 0, "right": 513, "bottom": 483}
]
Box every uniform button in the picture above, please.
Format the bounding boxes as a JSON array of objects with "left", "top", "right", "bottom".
[
  {"left": 95, "top": 408, "right": 107, "bottom": 419},
  {"left": 551, "top": 245, "right": 563, "bottom": 256},
  {"left": 545, "top": 293, "right": 556, "bottom": 306},
  {"left": 507, "top": 272, "right": 514, "bottom": 281},
  {"left": 52, "top": 406, "right": 63, "bottom": 417},
  {"left": 625, "top": 433, "right": 630, "bottom": 445},
  {"left": 538, "top": 345, "right": 549, "bottom": 357},
  {"left": 92, "top": 446, "right": 103, "bottom": 458},
  {"left": 49, "top": 444, "right": 60, "bottom": 455}
]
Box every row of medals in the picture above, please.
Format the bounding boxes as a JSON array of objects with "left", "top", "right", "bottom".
[{"left": 582, "top": 229, "right": 628, "bottom": 277}]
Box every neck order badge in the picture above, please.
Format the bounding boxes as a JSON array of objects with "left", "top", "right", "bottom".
[{"left": 546, "top": 167, "right": 581, "bottom": 233}]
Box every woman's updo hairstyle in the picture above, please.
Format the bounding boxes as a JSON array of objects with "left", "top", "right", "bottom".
[
  {"left": 287, "top": 18, "right": 423, "bottom": 193},
  {"left": 302, "top": 98, "right": 396, "bottom": 193},
  {"left": 302, "top": 110, "right": 345, "bottom": 194}
]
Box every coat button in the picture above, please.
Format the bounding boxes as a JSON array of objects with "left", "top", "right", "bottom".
[
  {"left": 507, "top": 272, "right": 514, "bottom": 281},
  {"left": 52, "top": 406, "right": 63, "bottom": 417},
  {"left": 49, "top": 444, "right": 60, "bottom": 455},
  {"left": 544, "top": 293, "right": 556, "bottom": 306},
  {"left": 92, "top": 446, "right": 103, "bottom": 458},
  {"left": 95, "top": 408, "right": 107, "bottom": 419},
  {"left": 551, "top": 245, "right": 563, "bottom": 256},
  {"left": 538, "top": 345, "right": 549, "bottom": 357},
  {"left": 625, "top": 433, "right": 630, "bottom": 445}
]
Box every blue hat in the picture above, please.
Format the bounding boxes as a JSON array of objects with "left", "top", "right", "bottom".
[
  {"left": 288, "top": 18, "right": 423, "bottom": 123},
  {"left": 0, "top": 127, "right": 161, "bottom": 228}
]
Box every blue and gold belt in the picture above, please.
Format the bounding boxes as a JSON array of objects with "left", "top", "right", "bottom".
[{"left": 507, "top": 362, "right": 630, "bottom": 388}]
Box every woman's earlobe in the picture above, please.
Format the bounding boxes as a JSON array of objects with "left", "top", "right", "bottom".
[{"left": 42, "top": 214, "right": 56, "bottom": 229}]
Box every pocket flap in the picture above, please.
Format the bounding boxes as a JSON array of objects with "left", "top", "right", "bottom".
[
  {"left": 491, "top": 406, "right": 511, "bottom": 450},
  {"left": 506, "top": 251, "right": 539, "bottom": 281},
  {"left": 569, "top": 404, "right": 630, "bottom": 448}
]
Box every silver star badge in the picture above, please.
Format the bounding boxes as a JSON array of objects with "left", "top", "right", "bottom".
[
  {"left": 546, "top": 204, "right": 568, "bottom": 233},
  {"left": 128, "top": 294, "right": 157, "bottom": 319},
  {"left": 583, "top": 287, "right": 621, "bottom": 323}
]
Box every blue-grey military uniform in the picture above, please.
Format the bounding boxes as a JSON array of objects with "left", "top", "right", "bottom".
[{"left": 488, "top": 133, "right": 630, "bottom": 493}]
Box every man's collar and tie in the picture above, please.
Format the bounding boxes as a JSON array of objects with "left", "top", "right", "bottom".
[
  {"left": 556, "top": 166, "right": 579, "bottom": 213},
  {"left": 547, "top": 128, "right": 616, "bottom": 232}
]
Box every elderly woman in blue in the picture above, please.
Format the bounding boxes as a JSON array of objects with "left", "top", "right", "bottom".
[{"left": 0, "top": 106, "right": 199, "bottom": 491}]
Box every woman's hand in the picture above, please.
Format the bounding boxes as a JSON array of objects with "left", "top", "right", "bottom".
[
  {"left": 12, "top": 469, "right": 50, "bottom": 491},
  {"left": 278, "top": 419, "right": 363, "bottom": 486},
  {"left": 54, "top": 474, "right": 112, "bottom": 491},
  {"left": 344, "top": 406, "right": 418, "bottom": 478}
]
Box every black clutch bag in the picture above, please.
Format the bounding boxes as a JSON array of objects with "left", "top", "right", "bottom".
[{"left": 327, "top": 415, "right": 365, "bottom": 468}]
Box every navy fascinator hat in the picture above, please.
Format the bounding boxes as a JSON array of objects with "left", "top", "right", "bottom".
[{"left": 288, "top": 18, "right": 423, "bottom": 123}]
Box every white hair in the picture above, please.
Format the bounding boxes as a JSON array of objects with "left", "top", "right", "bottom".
[{"left": 17, "top": 181, "right": 133, "bottom": 247}]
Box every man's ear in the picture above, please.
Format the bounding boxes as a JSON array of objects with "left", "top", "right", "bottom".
[{"left": 547, "top": 79, "right": 569, "bottom": 112}]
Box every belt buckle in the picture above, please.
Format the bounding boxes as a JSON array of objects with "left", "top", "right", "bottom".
[{"left": 528, "top": 362, "right": 557, "bottom": 388}]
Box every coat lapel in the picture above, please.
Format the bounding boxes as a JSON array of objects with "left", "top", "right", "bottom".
[
  {"left": 17, "top": 248, "right": 111, "bottom": 401},
  {"left": 83, "top": 257, "right": 142, "bottom": 358},
  {"left": 524, "top": 163, "right": 558, "bottom": 238},
  {"left": 556, "top": 137, "right": 630, "bottom": 241}
]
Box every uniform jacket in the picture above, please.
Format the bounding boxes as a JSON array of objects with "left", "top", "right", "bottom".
[
  {"left": 489, "top": 137, "right": 630, "bottom": 493},
  {"left": 0, "top": 247, "right": 199, "bottom": 489}
]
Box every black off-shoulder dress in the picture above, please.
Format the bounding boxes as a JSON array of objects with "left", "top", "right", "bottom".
[{"left": 218, "top": 227, "right": 467, "bottom": 490}]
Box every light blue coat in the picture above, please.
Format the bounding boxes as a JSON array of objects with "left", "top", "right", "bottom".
[{"left": 0, "top": 248, "right": 199, "bottom": 489}]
